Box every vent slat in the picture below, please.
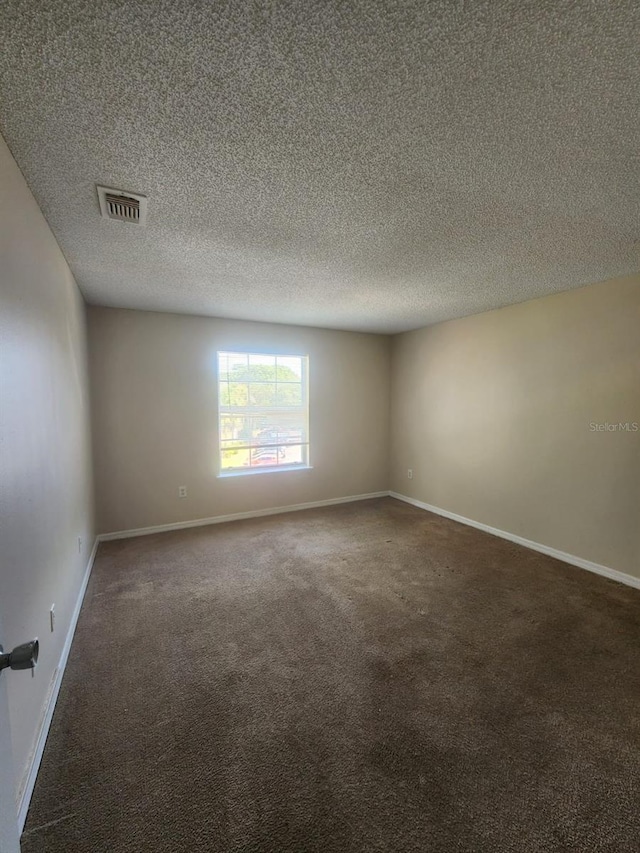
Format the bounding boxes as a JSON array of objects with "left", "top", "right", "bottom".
[
  {"left": 97, "top": 186, "right": 147, "bottom": 226},
  {"left": 106, "top": 193, "right": 140, "bottom": 223}
]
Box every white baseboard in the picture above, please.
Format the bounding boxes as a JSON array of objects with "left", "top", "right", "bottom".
[
  {"left": 98, "top": 491, "right": 390, "bottom": 542},
  {"left": 17, "top": 536, "right": 100, "bottom": 834},
  {"left": 389, "top": 492, "right": 640, "bottom": 591}
]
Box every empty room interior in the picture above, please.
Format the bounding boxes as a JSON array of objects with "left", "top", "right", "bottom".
[{"left": 1, "top": 2, "right": 639, "bottom": 852}]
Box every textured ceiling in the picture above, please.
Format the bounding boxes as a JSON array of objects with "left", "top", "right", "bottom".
[{"left": 1, "top": 0, "right": 639, "bottom": 334}]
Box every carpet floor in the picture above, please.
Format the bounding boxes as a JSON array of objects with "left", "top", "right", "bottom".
[{"left": 22, "top": 497, "right": 640, "bottom": 852}]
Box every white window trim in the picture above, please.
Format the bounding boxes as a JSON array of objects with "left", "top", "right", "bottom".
[{"left": 218, "top": 465, "right": 314, "bottom": 479}]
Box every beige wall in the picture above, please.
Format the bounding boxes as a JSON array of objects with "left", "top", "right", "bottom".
[
  {"left": 0, "top": 134, "right": 94, "bottom": 801},
  {"left": 390, "top": 274, "right": 640, "bottom": 579},
  {"left": 89, "top": 307, "right": 390, "bottom": 534}
]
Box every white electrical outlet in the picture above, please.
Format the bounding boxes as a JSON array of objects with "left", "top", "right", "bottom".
[
  {"left": 50, "top": 605, "right": 55, "bottom": 632},
  {"left": 178, "top": 486, "right": 187, "bottom": 498},
  {"left": 407, "top": 469, "right": 413, "bottom": 479}
]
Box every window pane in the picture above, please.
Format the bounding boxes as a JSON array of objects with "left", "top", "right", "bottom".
[
  {"left": 276, "top": 383, "right": 302, "bottom": 406},
  {"left": 220, "top": 414, "right": 253, "bottom": 442},
  {"left": 220, "top": 352, "right": 248, "bottom": 377},
  {"left": 276, "top": 356, "right": 302, "bottom": 380},
  {"left": 221, "top": 445, "right": 250, "bottom": 470},
  {"left": 248, "top": 382, "right": 277, "bottom": 406},
  {"left": 219, "top": 381, "right": 250, "bottom": 408},
  {"left": 280, "top": 444, "right": 306, "bottom": 466}
]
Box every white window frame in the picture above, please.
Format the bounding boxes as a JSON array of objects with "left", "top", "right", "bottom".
[{"left": 217, "top": 350, "right": 310, "bottom": 477}]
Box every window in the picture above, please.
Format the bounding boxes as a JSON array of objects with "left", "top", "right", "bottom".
[{"left": 217, "top": 351, "right": 309, "bottom": 474}]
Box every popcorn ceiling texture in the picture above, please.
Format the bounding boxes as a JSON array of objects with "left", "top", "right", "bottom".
[{"left": 0, "top": 0, "right": 639, "bottom": 333}]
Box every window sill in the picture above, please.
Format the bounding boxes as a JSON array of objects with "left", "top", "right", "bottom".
[{"left": 217, "top": 465, "right": 313, "bottom": 479}]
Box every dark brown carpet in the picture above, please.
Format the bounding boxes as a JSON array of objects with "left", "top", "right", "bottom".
[{"left": 22, "top": 498, "right": 640, "bottom": 852}]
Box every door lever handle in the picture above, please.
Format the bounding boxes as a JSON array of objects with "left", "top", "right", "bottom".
[{"left": 0, "top": 639, "right": 39, "bottom": 673}]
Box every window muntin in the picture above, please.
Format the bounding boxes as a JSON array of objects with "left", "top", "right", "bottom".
[{"left": 218, "top": 352, "right": 309, "bottom": 474}]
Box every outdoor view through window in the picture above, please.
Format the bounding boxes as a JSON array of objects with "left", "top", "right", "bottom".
[{"left": 218, "top": 351, "right": 309, "bottom": 473}]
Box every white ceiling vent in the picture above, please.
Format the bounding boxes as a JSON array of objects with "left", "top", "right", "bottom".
[{"left": 97, "top": 185, "right": 148, "bottom": 226}]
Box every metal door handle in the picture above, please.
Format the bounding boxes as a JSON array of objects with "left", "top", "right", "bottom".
[{"left": 0, "top": 639, "right": 39, "bottom": 674}]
